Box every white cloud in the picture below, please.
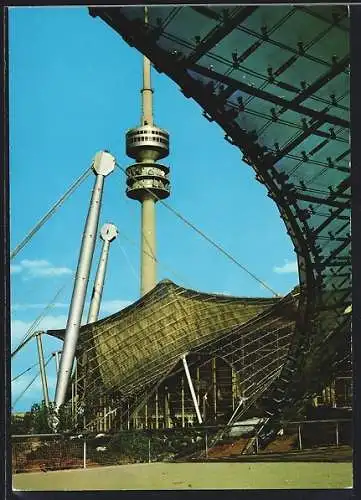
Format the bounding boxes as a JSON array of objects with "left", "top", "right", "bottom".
[
  {"left": 21, "top": 259, "right": 51, "bottom": 268},
  {"left": 10, "top": 259, "right": 72, "bottom": 279},
  {"left": 29, "top": 266, "right": 72, "bottom": 277},
  {"left": 273, "top": 259, "right": 298, "bottom": 274}
]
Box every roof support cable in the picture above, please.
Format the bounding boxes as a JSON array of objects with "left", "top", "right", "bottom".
[
  {"left": 11, "top": 331, "right": 39, "bottom": 360},
  {"left": 118, "top": 241, "right": 139, "bottom": 284},
  {"left": 80, "top": 312, "right": 294, "bottom": 400},
  {"left": 12, "top": 354, "right": 53, "bottom": 408},
  {"left": 11, "top": 280, "right": 70, "bottom": 358},
  {"left": 10, "top": 167, "right": 91, "bottom": 260},
  {"left": 11, "top": 360, "right": 40, "bottom": 382},
  {"left": 117, "top": 232, "right": 193, "bottom": 288},
  {"left": 116, "top": 163, "right": 280, "bottom": 297}
]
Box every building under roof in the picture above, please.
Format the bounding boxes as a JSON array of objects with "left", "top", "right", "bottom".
[
  {"left": 49, "top": 280, "right": 298, "bottom": 427},
  {"left": 49, "top": 6, "right": 350, "bottom": 441}
]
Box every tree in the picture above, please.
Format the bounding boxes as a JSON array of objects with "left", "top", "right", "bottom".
[
  {"left": 30, "top": 401, "right": 53, "bottom": 433},
  {"left": 11, "top": 400, "right": 76, "bottom": 435}
]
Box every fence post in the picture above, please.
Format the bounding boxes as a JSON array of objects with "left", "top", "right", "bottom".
[
  {"left": 148, "top": 438, "right": 151, "bottom": 463},
  {"left": 83, "top": 437, "right": 87, "bottom": 469},
  {"left": 298, "top": 425, "right": 302, "bottom": 451},
  {"left": 205, "top": 432, "right": 208, "bottom": 459},
  {"left": 336, "top": 422, "right": 339, "bottom": 447}
]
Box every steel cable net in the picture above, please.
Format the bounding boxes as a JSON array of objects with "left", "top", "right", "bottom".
[
  {"left": 88, "top": 5, "right": 351, "bottom": 436},
  {"left": 48, "top": 280, "right": 298, "bottom": 429}
]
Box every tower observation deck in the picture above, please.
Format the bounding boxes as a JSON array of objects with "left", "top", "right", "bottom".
[{"left": 125, "top": 6, "right": 170, "bottom": 297}]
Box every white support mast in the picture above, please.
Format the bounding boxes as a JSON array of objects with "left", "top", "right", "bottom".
[
  {"left": 54, "top": 151, "right": 115, "bottom": 410},
  {"left": 182, "top": 355, "right": 203, "bottom": 424},
  {"left": 87, "top": 223, "right": 118, "bottom": 324}
]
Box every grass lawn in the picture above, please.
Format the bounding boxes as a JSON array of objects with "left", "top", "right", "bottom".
[{"left": 13, "top": 461, "right": 353, "bottom": 490}]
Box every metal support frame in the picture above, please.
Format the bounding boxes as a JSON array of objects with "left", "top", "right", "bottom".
[
  {"left": 196, "top": 366, "right": 200, "bottom": 405},
  {"left": 11, "top": 330, "right": 38, "bottom": 359},
  {"left": 71, "top": 382, "right": 75, "bottom": 419},
  {"left": 182, "top": 355, "right": 203, "bottom": 424},
  {"left": 181, "top": 377, "right": 185, "bottom": 427},
  {"left": 212, "top": 357, "right": 217, "bottom": 421},
  {"left": 145, "top": 403, "right": 148, "bottom": 428},
  {"left": 54, "top": 151, "right": 115, "bottom": 411},
  {"left": 336, "top": 422, "right": 339, "bottom": 447},
  {"left": 75, "top": 361, "right": 78, "bottom": 421},
  {"left": 71, "top": 359, "right": 78, "bottom": 424},
  {"left": 133, "top": 400, "right": 138, "bottom": 429},
  {"left": 287, "top": 192, "right": 349, "bottom": 210},
  {"left": 54, "top": 351, "right": 61, "bottom": 374},
  {"left": 187, "top": 7, "right": 257, "bottom": 63},
  {"left": 155, "top": 390, "right": 159, "bottom": 429},
  {"left": 231, "top": 367, "right": 236, "bottom": 411},
  {"left": 321, "top": 237, "right": 351, "bottom": 267},
  {"left": 103, "top": 397, "right": 107, "bottom": 432},
  {"left": 298, "top": 424, "right": 303, "bottom": 450},
  {"left": 164, "top": 389, "right": 170, "bottom": 428},
  {"left": 83, "top": 438, "right": 87, "bottom": 469},
  {"left": 35, "top": 331, "right": 50, "bottom": 408},
  {"left": 189, "top": 62, "right": 348, "bottom": 128}
]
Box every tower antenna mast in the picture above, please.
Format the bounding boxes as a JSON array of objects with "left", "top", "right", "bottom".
[{"left": 141, "top": 6, "right": 153, "bottom": 127}]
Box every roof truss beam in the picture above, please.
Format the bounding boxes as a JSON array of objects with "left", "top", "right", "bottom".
[
  {"left": 188, "top": 7, "right": 258, "bottom": 63},
  {"left": 322, "top": 259, "right": 350, "bottom": 268},
  {"left": 286, "top": 192, "right": 349, "bottom": 209},
  {"left": 276, "top": 117, "right": 334, "bottom": 162},
  {"left": 291, "top": 55, "right": 349, "bottom": 107},
  {"left": 189, "top": 63, "right": 348, "bottom": 129},
  {"left": 312, "top": 207, "right": 349, "bottom": 237},
  {"left": 321, "top": 237, "right": 351, "bottom": 267},
  {"left": 295, "top": 6, "right": 349, "bottom": 33},
  {"left": 328, "top": 177, "right": 351, "bottom": 202}
]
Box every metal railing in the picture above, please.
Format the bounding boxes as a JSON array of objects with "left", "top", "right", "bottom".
[
  {"left": 11, "top": 418, "right": 352, "bottom": 473},
  {"left": 12, "top": 428, "right": 215, "bottom": 473},
  {"left": 240, "top": 418, "right": 352, "bottom": 455}
]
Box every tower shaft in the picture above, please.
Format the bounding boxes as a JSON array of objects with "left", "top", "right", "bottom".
[
  {"left": 125, "top": 6, "right": 170, "bottom": 297},
  {"left": 141, "top": 195, "right": 156, "bottom": 296}
]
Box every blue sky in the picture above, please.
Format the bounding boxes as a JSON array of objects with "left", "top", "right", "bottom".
[{"left": 9, "top": 7, "right": 298, "bottom": 412}]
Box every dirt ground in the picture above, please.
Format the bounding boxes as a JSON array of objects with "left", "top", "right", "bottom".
[{"left": 13, "top": 461, "right": 353, "bottom": 490}]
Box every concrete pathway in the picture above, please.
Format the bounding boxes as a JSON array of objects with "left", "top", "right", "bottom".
[{"left": 13, "top": 461, "right": 353, "bottom": 490}]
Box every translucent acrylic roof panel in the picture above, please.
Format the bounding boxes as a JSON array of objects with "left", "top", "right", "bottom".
[
  {"left": 238, "top": 5, "right": 292, "bottom": 32},
  {"left": 164, "top": 7, "right": 219, "bottom": 42}
]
